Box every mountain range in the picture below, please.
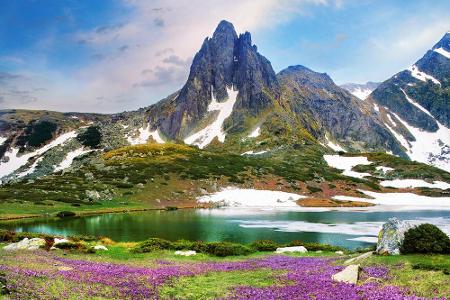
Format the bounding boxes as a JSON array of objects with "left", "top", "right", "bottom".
[{"left": 0, "top": 21, "right": 449, "bottom": 185}]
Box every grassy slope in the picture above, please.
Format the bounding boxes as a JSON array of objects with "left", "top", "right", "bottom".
[{"left": 1, "top": 143, "right": 449, "bottom": 219}]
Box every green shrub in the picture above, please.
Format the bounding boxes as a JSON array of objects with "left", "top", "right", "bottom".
[
  {"left": 172, "top": 239, "right": 194, "bottom": 250},
  {"left": 132, "top": 238, "right": 174, "bottom": 253},
  {"left": 401, "top": 224, "right": 450, "bottom": 254},
  {"left": 115, "top": 182, "right": 134, "bottom": 188},
  {"left": 250, "top": 240, "right": 279, "bottom": 251},
  {"left": 306, "top": 185, "right": 322, "bottom": 193},
  {"left": 204, "top": 242, "right": 254, "bottom": 257},
  {"left": 412, "top": 263, "right": 450, "bottom": 274},
  {"left": 54, "top": 242, "right": 84, "bottom": 250},
  {"left": 77, "top": 126, "right": 102, "bottom": 148},
  {"left": 56, "top": 211, "right": 76, "bottom": 218}
]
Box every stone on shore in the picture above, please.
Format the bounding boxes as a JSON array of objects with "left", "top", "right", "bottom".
[
  {"left": 332, "top": 264, "right": 360, "bottom": 284},
  {"left": 174, "top": 250, "right": 197, "bottom": 256},
  {"left": 3, "top": 238, "right": 46, "bottom": 251},
  {"left": 376, "top": 218, "right": 412, "bottom": 255},
  {"left": 275, "top": 246, "right": 307, "bottom": 254},
  {"left": 93, "top": 245, "right": 108, "bottom": 251}
]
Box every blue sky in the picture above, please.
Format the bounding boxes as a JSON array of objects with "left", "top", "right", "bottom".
[{"left": 0, "top": 0, "right": 449, "bottom": 113}]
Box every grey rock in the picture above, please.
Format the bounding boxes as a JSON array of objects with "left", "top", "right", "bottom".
[
  {"left": 3, "top": 238, "right": 46, "bottom": 251},
  {"left": 332, "top": 264, "right": 360, "bottom": 284},
  {"left": 376, "top": 218, "right": 413, "bottom": 255}
]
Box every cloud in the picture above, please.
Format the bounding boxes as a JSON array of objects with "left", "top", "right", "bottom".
[{"left": 0, "top": 0, "right": 388, "bottom": 112}]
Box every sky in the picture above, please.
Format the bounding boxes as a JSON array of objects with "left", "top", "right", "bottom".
[{"left": 0, "top": 0, "right": 449, "bottom": 113}]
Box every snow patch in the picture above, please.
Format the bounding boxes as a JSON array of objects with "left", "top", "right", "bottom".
[
  {"left": 248, "top": 126, "right": 261, "bottom": 138},
  {"left": 54, "top": 148, "right": 92, "bottom": 172},
  {"left": 401, "top": 89, "right": 433, "bottom": 118},
  {"left": 390, "top": 110, "right": 450, "bottom": 172},
  {"left": 386, "top": 114, "right": 397, "bottom": 127},
  {"left": 0, "top": 137, "right": 6, "bottom": 146},
  {"left": 241, "top": 150, "right": 268, "bottom": 156},
  {"left": 375, "top": 166, "right": 394, "bottom": 174},
  {"left": 347, "top": 236, "right": 378, "bottom": 243},
  {"left": 334, "top": 190, "right": 450, "bottom": 210},
  {"left": 184, "top": 87, "right": 238, "bottom": 149},
  {"left": 17, "top": 157, "right": 43, "bottom": 178},
  {"left": 408, "top": 65, "right": 441, "bottom": 85},
  {"left": 350, "top": 88, "right": 373, "bottom": 100},
  {"left": 380, "top": 179, "right": 450, "bottom": 190},
  {"left": 0, "top": 131, "right": 77, "bottom": 179},
  {"left": 373, "top": 103, "right": 380, "bottom": 112},
  {"left": 323, "top": 155, "right": 372, "bottom": 179},
  {"left": 325, "top": 136, "right": 346, "bottom": 152},
  {"left": 197, "top": 187, "right": 305, "bottom": 208},
  {"left": 434, "top": 47, "right": 450, "bottom": 59},
  {"left": 127, "top": 127, "right": 164, "bottom": 145},
  {"left": 384, "top": 121, "right": 410, "bottom": 150}
]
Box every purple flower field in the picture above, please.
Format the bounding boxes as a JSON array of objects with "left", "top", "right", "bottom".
[{"left": 0, "top": 250, "right": 443, "bottom": 300}]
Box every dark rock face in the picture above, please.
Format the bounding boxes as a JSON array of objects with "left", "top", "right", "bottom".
[
  {"left": 152, "top": 20, "right": 279, "bottom": 139},
  {"left": 278, "top": 66, "right": 405, "bottom": 154}
]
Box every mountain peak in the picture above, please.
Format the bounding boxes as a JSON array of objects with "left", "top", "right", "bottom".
[
  {"left": 213, "top": 20, "right": 237, "bottom": 38},
  {"left": 432, "top": 31, "right": 450, "bottom": 50}
]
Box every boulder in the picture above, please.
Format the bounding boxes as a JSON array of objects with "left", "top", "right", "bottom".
[
  {"left": 174, "top": 250, "right": 196, "bottom": 256},
  {"left": 93, "top": 245, "right": 108, "bottom": 251},
  {"left": 376, "top": 218, "right": 412, "bottom": 255},
  {"left": 332, "top": 264, "right": 360, "bottom": 284},
  {"left": 335, "top": 250, "right": 344, "bottom": 255},
  {"left": 54, "top": 238, "right": 69, "bottom": 245},
  {"left": 275, "top": 246, "right": 308, "bottom": 254},
  {"left": 3, "top": 238, "right": 46, "bottom": 251}
]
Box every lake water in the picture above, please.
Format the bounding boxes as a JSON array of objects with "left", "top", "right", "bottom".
[{"left": 2, "top": 208, "right": 450, "bottom": 249}]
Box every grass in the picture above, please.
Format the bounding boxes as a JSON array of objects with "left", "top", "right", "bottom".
[
  {"left": 359, "top": 254, "right": 450, "bottom": 298},
  {"left": 159, "top": 269, "right": 283, "bottom": 300}
]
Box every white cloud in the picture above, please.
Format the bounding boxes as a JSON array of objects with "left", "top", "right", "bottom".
[{"left": 0, "top": 0, "right": 342, "bottom": 113}]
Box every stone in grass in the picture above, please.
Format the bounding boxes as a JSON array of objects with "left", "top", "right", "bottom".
[
  {"left": 93, "top": 245, "right": 108, "bottom": 251},
  {"left": 335, "top": 250, "right": 344, "bottom": 255},
  {"left": 174, "top": 250, "right": 197, "bottom": 256},
  {"left": 3, "top": 238, "right": 46, "bottom": 251},
  {"left": 332, "top": 264, "right": 360, "bottom": 284},
  {"left": 377, "top": 218, "right": 412, "bottom": 255},
  {"left": 344, "top": 251, "right": 373, "bottom": 265},
  {"left": 275, "top": 246, "right": 308, "bottom": 254}
]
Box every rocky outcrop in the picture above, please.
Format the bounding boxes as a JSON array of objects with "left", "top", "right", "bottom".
[
  {"left": 278, "top": 65, "right": 405, "bottom": 154},
  {"left": 376, "top": 218, "right": 412, "bottom": 255},
  {"left": 275, "top": 246, "right": 308, "bottom": 253},
  {"left": 148, "top": 20, "right": 279, "bottom": 140},
  {"left": 3, "top": 238, "right": 46, "bottom": 251}
]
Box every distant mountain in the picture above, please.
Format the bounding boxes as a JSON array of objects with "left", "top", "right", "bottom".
[
  {"left": 369, "top": 32, "right": 450, "bottom": 171},
  {"left": 340, "top": 82, "right": 380, "bottom": 100},
  {"left": 0, "top": 21, "right": 448, "bottom": 183}
]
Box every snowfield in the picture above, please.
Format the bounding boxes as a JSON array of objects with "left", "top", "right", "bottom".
[
  {"left": 380, "top": 179, "right": 450, "bottom": 190},
  {"left": 54, "top": 148, "right": 92, "bottom": 172},
  {"left": 334, "top": 190, "right": 450, "bottom": 210},
  {"left": 248, "top": 126, "right": 261, "bottom": 138},
  {"left": 185, "top": 87, "right": 238, "bottom": 149},
  {"left": 197, "top": 187, "right": 305, "bottom": 207},
  {"left": 241, "top": 150, "right": 268, "bottom": 156},
  {"left": 0, "top": 130, "right": 77, "bottom": 179},
  {"left": 323, "top": 155, "right": 371, "bottom": 179},
  {"left": 434, "top": 47, "right": 450, "bottom": 59},
  {"left": 127, "top": 127, "right": 165, "bottom": 145},
  {"left": 325, "top": 136, "right": 346, "bottom": 152},
  {"left": 408, "top": 65, "right": 441, "bottom": 85}
]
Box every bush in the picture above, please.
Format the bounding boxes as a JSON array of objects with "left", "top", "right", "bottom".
[
  {"left": 251, "top": 240, "right": 279, "bottom": 251},
  {"left": 54, "top": 242, "right": 84, "bottom": 250},
  {"left": 401, "top": 224, "right": 450, "bottom": 254},
  {"left": 56, "top": 211, "right": 76, "bottom": 218},
  {"left": 77, "top": 126, "right": 102, "bottom": 148},
  {"left": 172, "top": 239, "right": 194, "bottom": 250},
  {"left": 132, "top": 238, "right": 174, "bottom": 253},
  {"left": 204, "top": 242, "right": 254, "bottom": 257}
]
